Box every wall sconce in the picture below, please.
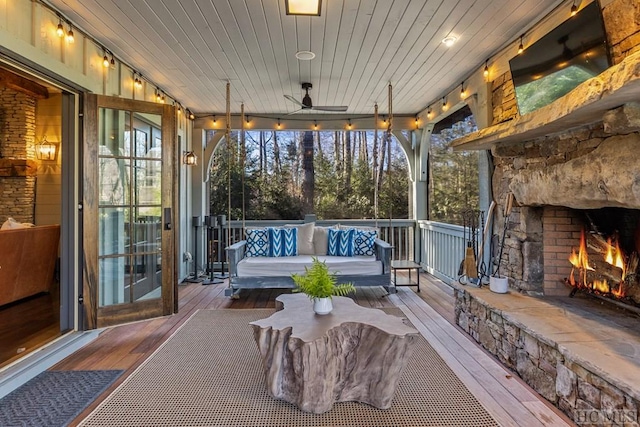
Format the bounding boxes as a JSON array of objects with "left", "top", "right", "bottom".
[
  {"left": 36, "top": 136, "right": 58, "bottom": 161},
  {"left": 183, "top": 151, "right": 197, "bottom": 166},
  {"left": 285, "top": 0, "right": 322, "bottom": 16}
]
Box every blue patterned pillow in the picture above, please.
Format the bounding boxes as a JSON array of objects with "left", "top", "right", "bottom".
[
  {"left": 268, "top": 227, "right": 298, "bottom": 257},
  {"left": 353, "top": 229, "right": 376, "bottom": 256},
  {"left": 245, "top": 228, "right": 269, "bottom": 257},
  {"left": 327, "top": 228, "right": 354, "bottom": 257}
]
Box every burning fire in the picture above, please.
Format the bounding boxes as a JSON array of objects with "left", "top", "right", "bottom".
[{"left": 568, "top": 229, "right": 626, "bottom": 298}]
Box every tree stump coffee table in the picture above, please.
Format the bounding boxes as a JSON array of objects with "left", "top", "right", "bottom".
[{"left": 250, "top": 293, "right": 419, "bottom": 413}]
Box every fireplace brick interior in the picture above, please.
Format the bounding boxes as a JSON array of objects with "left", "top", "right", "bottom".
[{"left": 542, "top": 207, "right": 582, "bottom": 296}]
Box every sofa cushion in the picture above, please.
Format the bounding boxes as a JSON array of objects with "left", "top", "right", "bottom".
[
  {"left": 353, "top": 229, "right": 376, "bottom": 256},
  {"left": 245, "top": 228, "right": 270, "bottom": 257},
  {"left": 313, "top": 225, "right": 337, "bottom": 255},
  {"left": 237, "top": 255, "right": 381, "bottom": 277},
  {"left": 268, "top": 227, "right": 298, "bottom": 257},
  {"left": 285, "top": 223, "right": 314, "bottom": 255},
  {"left": 327, "top": 228, "right": 355, "bottom": 257}
]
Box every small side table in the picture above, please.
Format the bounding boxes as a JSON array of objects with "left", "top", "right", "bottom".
[{"left": 391, "top": 260, "right": 421, "bottom": 292}]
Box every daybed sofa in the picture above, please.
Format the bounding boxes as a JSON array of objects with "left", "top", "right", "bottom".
[
  {"left": 0, "top": 224, "right": 60, "bottom": 306},
  {"left": 225, "top": 223, "right": 393, "bottom": 297}
]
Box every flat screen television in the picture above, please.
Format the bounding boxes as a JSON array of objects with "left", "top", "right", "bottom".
[{"left": 509, "top": 2, "right": 611, "bottom": 116}]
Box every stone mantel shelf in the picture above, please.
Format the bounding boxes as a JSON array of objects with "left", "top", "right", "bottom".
[{"left": 451, "top": 51, "right": 640, "bottom": 151}]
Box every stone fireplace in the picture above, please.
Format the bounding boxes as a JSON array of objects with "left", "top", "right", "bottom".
[
  {"left": 0, "top": 86, "right": 38, "bottom": 224},
  {"left": 447, "top": 2, "right": 640, "bottom": 423}
]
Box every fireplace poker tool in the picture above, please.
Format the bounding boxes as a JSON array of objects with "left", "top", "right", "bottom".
[
  {"left": 463, "top": 209, "right": 479, "bottom": 285},
  {"left": 477, "top": 201, "right": 496, "bottom": 284},
  {"left": 494, "top": 193, "right": 514, "bottom": 278},
  {"left": 458, "top": 214, "right": 467, "bottom": 278}
]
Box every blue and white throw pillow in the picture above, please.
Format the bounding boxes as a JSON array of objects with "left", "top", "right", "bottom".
[
  {"left": 268, "top": 227, "right": 298, "bottom": 257},
  {"left": 245, "top": 228, "right": 269, "bottom": 257},
  {"left": 327, "top": 228, "right": 354, "bottom": 257},
  {"left": 353, "top": 229, "right": 376, "bottom": 256}
]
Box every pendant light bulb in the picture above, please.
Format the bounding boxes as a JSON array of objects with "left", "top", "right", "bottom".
[
  {"left": 66, "top": 27, "right": 74, "bottom": 43},
  {"left": 56, "top": 21, "right": 65, "bottom": 38},
  {"left": 347, "top": 119, "right": 352, "bottom": 130},
  {"left": 102, "top": 54, "right": 110, "bottom": 68},
  {"left": 460, "top": 82, "right": 466, "bottom": 99},
  {"left": 570, "top": 1, "right": 578, "bottom": 16},
  {"left": 213, "top": 115, "right": 217, "bottom": 126},
  {"left": 314, "top": 121, "right": 318, "bottom": 130},
  {"left": 442, "top": 97, "right": 448, "bottom": 112},
  {"left": 110, "top": 56, "right": 116, "bottom": 70},
  {"left": 483, "top": 60, "right": 489, "bottom": 78},
  {"left": 427, "top": 108, "right": 433, "bottom": 119},
  {"left": 276, "top": 118, "right": 281, "bottom": 130},
  {"left": 518, "top": 34, "right": 524, "bottom": 55},
  {"left": 189, "top": 110, "right": 195, "bottom": 120}
]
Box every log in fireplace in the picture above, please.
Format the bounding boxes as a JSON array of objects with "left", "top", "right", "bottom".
[{"left": 562, "top": 208, "right": 640, "bottom": 313}]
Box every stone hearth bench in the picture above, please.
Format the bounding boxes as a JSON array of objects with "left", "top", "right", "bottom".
[
  {"left": 454, "top": 283, "right": 640, "bottom": 425},
  {"left": 250, "top": 293, "right": 418, "bottom": 413},
  {"left": 225, "top": 224, "right": 393, "bottom": 297}
]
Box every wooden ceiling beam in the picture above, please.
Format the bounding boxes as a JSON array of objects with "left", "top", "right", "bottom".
[{"left": 0, "top": 68, "right": 48, "bottom": 99}]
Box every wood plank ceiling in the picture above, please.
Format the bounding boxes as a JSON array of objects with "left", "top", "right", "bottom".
[{"left": 45, "top": 0, "right": 564, "bottom": 116}]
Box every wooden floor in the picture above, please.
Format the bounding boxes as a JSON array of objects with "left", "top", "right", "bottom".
[
  {"left": 0, "top": 292, "right": 61, "bottom": 369},
  {"left": 53, "top": 272, "right": 574, "bottom": 427}
]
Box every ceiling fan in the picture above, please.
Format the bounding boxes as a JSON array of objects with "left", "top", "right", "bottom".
[{"left": 284, "top": 82, "right": 348, "bottom": 113}]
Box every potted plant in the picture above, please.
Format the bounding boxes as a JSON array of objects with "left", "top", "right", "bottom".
[{"left": 291, "top": 257, "right": 356, "bottom": 315}]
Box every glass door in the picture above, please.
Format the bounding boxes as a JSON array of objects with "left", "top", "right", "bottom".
[{"left": 83, "top": 95, "right": 176, "bottom": 328}]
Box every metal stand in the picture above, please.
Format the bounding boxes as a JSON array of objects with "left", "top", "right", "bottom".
[
  {"left": 184, "top": 216, "right": 204, "bottom": 283},
  {"left": 215, "top": 214, "right": 229, "bottom": 279},
  {"left": 202, "top": 215, "right": 223, "bottom": 285}
]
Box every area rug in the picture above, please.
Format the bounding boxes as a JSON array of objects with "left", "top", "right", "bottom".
[
  {"left": 0, "top": 369, "right": 123, "bottom": 427},
  {"left": 79, "top": 309, "right": 498, "bottom": 427}
]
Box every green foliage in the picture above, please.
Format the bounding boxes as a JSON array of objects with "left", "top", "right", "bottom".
[
  {"left": 291, "top": 257, "right": 356, "bottom": 299},
  {"left": 429, "top": 114, "right": 479, "bottom": 225},
  {"left": 209, "top": 130, "right": 409, "bottom": 221}
]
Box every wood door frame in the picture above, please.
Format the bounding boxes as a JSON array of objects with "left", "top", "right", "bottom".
[{"left": 83, "top": 94, "right": 177, "bottom": 329}]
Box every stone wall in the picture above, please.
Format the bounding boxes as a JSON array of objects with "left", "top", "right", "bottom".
[
  {"left": 603, "top": 0, "right": 640, "bottom": 64},
  {"left": 491, "top": 124, "right": 609, "bottom": 294},
  {"left": 0, "top": 87, "right": 37, "bottom": 224},
  {"left": 455, "top": 288, "right": 640, "bottom": 426}
]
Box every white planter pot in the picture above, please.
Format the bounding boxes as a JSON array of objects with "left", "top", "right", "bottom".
[
  {"left": 489, "top": 276, "right": 509, "bottom": 294},
  {"left": 313, "top": 297, "right": 333, "bottom": 315}
]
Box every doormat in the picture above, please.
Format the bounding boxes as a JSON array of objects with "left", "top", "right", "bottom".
[
  {"left": 79, "top": 309, "right": 497, "bottom": 426},
  {"left": 0, "top": 369, "right": 123, "bottom": 427}
]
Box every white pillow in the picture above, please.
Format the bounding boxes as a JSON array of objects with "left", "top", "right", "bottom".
[
  {"left": 285, "top": 223, "right": 315, "bottom": 255},
  {"left": 1, "top": 217, "right": 30, "bottom": 230},
  {"left": 313, "top": 225, "right": 339, "bottom": 255}
]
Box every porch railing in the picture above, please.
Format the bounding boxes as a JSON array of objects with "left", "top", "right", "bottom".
[
  {"left": 205, "top": 218, "right": 469, "bottom": 286},
  {"left": 417, "top": 220, "right": 468, "bottom": 285},
  {"left": 224, "top": 219, "right": 415, "bottom": 261}
]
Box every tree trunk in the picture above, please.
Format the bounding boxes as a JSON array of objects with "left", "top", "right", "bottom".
[
  {"left": 302, "top": 131, "right": 314, "bottom": 215},
  {"left": 345, "top": 130, "right": 352, "bottom": 193},
  {"left": 273, "top": 131, "right": 281, "bottom": 174}
]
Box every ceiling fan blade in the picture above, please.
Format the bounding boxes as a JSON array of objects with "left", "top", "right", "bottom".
[
  {"left": 284, "top": 94, "right": 304, "bottom": 107},
  {"left": 312, "top": 106, "right": 349, "bottom": 112},
  {"left": 286, "top": 108, "right": 304, "bottom": 116}
]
